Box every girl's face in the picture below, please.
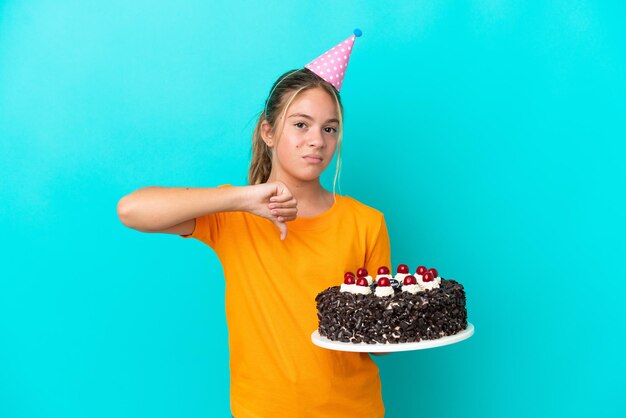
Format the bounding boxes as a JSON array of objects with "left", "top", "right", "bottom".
[{"left": 265, "top": 87, "right": 340, "bottom": 184}]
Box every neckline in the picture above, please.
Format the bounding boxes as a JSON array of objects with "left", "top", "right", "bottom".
[{"left": 288, "top": 194, "right": 343, "bottom": 231}]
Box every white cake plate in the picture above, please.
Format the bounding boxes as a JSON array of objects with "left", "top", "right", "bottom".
[{"left": 311, "top": 323, "right": 474, "bottom": 353}]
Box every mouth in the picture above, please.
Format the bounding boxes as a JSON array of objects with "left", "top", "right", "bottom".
[{"left": 303, "top": 155, "right": 324, "bottom": 163}]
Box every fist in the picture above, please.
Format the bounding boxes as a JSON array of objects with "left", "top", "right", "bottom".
[{"left": 246, "top": 182, "right": 298, "bottom": 240}]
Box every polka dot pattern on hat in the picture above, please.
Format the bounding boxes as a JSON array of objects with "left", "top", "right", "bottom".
[{"left": 305, "top": 35, "right": 357, "bottom": 91}]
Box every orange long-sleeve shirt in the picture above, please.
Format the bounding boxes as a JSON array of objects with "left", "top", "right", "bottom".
[{"left": 182, "top": 192, "right": 391, "bottom": 417}]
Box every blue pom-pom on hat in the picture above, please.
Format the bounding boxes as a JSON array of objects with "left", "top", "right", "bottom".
[{"left": 353, "top": 28, "right": 362, "bottom": 37}]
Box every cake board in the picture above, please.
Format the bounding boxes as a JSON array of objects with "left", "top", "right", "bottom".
[{"left": 311, "top": 322, "right": 474, "bottom": 353}]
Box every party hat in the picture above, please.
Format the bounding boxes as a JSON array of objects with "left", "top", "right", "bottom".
[{"left": 305, "top": 28, "right": 362, "bottom": 91}]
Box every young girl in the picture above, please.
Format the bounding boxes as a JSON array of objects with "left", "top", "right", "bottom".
[{"left": 117, "top": 33, "right": 390, "bottom": 418}]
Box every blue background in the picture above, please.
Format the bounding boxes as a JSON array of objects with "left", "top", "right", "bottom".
[{"left": 1, "top": 1, "right": 625, "bottom": 417}]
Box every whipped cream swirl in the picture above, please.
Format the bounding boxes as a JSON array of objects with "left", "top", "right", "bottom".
[
  {"left": 401, "top": 284, "right": 422, "bottom": 294},
  {"left": 340, "top": 283, "right": 356, "bottom": 293},
  {"left": 375, "top": 274, "right": 392, "bottom": 283},
  {"left": 353, "top": 285, "right": 372, "bottom": 295},
  {"left": 394, "top": 273, "right": 410, "bottom": 283},
  {"left": 417, "top": 275, "right": 441, "bottom": 290},
  {"left": 374, "top": 286, "right": 394, "bottom": 297}
]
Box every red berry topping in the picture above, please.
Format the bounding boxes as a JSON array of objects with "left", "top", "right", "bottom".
[
  {"left": 344, "top": 276, "right": 356, "bottom": 285},
  {"left": 404, "top": 275, "right": 417, "bottom": 285},
  {"left": 427, "top": 268, "right": 438, "bottom": 278},
  {"left": 344, "top": 271, "right": 355, "bottom": 280},
  {"left": 356, "top": 277, "right": 368, "bottom": 287},
  {"left": 356, "top": 268, "right": 368, "bottom": 277},
  {"left": 422, "top": 272, "right": 434, "bottom": 282},
  {"left": 397, "top": 264, "right": 409, "bottom": 274},
  {"left": 378, "top": 277, "right": 391, "bottom": 287},
  {"left": 377, "top": 266, "right": 390, "bottom": 275},
  {"left": 416, "top": 265, "right": 427, "bottom": 275}
]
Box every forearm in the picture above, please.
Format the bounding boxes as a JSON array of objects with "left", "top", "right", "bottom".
[{"left": 117, "top": 186, "right": 251, "bottom": 231}]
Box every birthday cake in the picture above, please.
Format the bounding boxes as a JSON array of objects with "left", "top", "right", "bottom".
[{"left": 315, "top": 264, "right": 467, "bottom": 344}]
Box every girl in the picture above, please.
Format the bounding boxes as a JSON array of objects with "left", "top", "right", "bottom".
[{"left": 117, "top": 35, "right": 390, "bottom": 417}]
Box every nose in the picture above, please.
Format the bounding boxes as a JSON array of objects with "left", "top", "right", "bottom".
[{"left": 306, "top": 128, "right": 325, "bottom": 148}]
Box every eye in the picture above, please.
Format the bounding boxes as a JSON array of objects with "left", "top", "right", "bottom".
[
  {"left": 324, "top": 126, "right": 338, "bottom": 134},
  {"left": 294, "top": 122, "right": 307, "bottom": 129}
]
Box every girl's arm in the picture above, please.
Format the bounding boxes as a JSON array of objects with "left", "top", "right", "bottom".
[{"left": 116, "top": 183, "right": 297, "bottom": 239}]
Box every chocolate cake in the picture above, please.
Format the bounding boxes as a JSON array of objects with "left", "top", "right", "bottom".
[{"left": 315, "top": 264, "right": 467, "bottom": 344}]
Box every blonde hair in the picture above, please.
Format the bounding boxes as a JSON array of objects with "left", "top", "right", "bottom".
[{"left": 249, "top": 69, "right": 344, "bottom": 193}]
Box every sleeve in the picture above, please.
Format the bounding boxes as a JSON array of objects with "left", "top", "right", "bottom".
[
  {"left": 179, "top": 212, "right": 223, "bottom": 248},
  {"left": 364, "top": 214, "right": 392, "bottom": 273},
  {"left": 179, "top": 184, "right": 232, "bottom": 248}
]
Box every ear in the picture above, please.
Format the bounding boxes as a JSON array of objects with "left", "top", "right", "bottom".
[{"left": 260, "top": 120, "right": 274, "bottom": 147}]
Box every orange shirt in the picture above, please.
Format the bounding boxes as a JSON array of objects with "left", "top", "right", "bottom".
[{"left": 182, "top": 191, "right": 391, "bottom": 417}]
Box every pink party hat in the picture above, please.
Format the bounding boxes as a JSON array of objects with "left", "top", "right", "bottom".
[{"left": 305, "top": 28, "right": 362, "bottom": 91}]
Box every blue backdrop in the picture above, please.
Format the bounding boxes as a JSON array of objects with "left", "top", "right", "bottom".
[{"left": 1, "top": 1, "right": 624, "bottom": 417}]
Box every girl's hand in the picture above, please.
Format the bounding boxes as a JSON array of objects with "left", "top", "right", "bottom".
[{"left": 245, "top": 182, "right": 298, "bottom": 240}]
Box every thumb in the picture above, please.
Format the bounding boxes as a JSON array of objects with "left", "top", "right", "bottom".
[{"left": 273, "top": 219, "right": 288, "bottom": 240}]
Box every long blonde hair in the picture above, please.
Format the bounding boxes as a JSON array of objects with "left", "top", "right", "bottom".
[{"left": 248, "top": 68, "right": 344, "bottom": 191}]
